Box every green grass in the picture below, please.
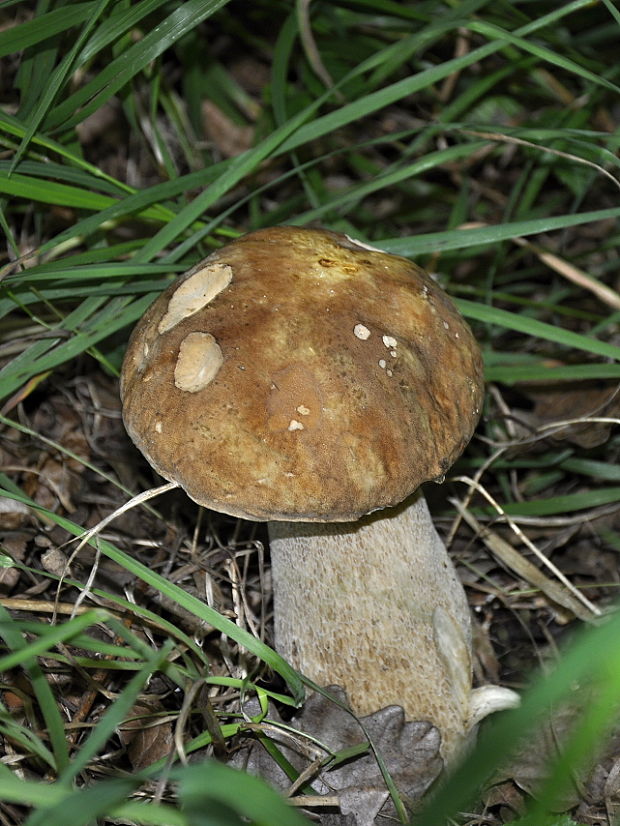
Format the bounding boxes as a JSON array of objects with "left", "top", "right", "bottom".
[
  {"left": 1, "top": 0, "right": 620, "bottom": 823},
  {"left": 414, "top": 609, "right": 620, "bottom": 825}
]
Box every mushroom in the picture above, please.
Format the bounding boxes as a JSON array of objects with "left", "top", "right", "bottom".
[{"left": 120, "top": 226, "right": 515, "bottom": 767}]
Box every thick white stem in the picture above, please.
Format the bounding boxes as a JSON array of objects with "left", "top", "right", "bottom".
[{"left": 268, "top": 491, "right": 474, "bottom": 762}]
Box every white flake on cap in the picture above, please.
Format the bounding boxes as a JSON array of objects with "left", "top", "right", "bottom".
[
  {"left": 158, "top": 263, "right": 233, "bottom": 334},
  {"left": 354, "top": 323, "right": 371, "bottom": 340},
  {"left": 344, "top": 234, "right": 384, "bottom": 253}
]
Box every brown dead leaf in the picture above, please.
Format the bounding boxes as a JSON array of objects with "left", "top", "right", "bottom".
[
  {"left": 496, "top": 689, "right": 619, "bottom": 815},
  {"left": 0, "top": 532, "right": 28, "bottom": 594},
  {"left": 517, "top": 380, "right": 620, "bottom": 448},
  {"left": 23, "top": 400, "right": 91, "bottom": 513},
  {"left": 484, "top": 778, "right": 527, "bottom": 820},
  {"left": 202, "top": 100, "right": 255, "bottom": 158},
  {"left": 0, "top": 499, "right": 31, "bottom": 594},
  {"left": 76, "top": 100, "right": 122, "bottom": 146},
  {"left": 603, "top": 755, "right": 620, "bottom": 820},
  {"left": 472, "top": 611, "right": 503, "bottom": 684},
  {"left": 228, "top": 57, "right": 270, "bottom": 99},
  {"left": 0, "top": 496, "right": 30, "bottom": 531},
  {"left": 119, "top": 701, "right": 174, "bottom": 770},
  {"left": 40, "top": 546, "right": 71, "bottom": 579}
]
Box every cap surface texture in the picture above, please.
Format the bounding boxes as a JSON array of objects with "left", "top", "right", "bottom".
[{"left": 120, "top": 226, "right": 483, "bottom": 521}]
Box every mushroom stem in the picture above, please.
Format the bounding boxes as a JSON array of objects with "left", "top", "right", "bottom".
[{"left": 268, "top": 490, "right": 473, "bottom": 762}]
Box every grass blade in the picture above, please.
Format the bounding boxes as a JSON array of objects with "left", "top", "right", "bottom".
[
  {"left": 0, "top": 4, "right": 94, "bottom": 58},
  {"left": 458, "top": 298, "right": 620, "bottom": 362},
  {"left": 45, "top": 0, "right": 232, "bottom": 132},
  {"left": 380, "top": 207, "right": 620, "bottom": 256},
  {"left": 0, "top": 482, "right": 304, "bottom": 704}
]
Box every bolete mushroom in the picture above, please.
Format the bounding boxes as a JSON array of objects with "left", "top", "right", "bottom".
[{"left": 120, "top": 226, "right": 514, "bottom": 765}]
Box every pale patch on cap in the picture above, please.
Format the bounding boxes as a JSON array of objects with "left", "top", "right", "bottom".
[
  {"left": 174, "top": 332, "right": 224, "bottom": 392},
  {"left": 158, "top": 262, "right": 233, "bottom": 334}
]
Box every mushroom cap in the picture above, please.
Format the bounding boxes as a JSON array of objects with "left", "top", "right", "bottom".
[{"left": 120, "top": 226, "right": 484, "bottom": 521}]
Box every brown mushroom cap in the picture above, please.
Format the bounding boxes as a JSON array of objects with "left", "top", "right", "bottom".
[{"left": 120, "top": 226, "right": 484, "bottom": 521}]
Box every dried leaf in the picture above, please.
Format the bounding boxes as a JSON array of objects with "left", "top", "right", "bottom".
[
  {"left": 0, "top": 496, "right": 31, "bottom": 530},
  {"left": 230, "top": 686, "right": 442, "bottom": 825},
  {"left": 202, "top": 101, "right": 255, "bottom": 158},
  {"left": 119, "top": 702, "right": 174, "bottom": 770},
  {"left": 517, "top": 380, "right": 620, "bottom": 448}
]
